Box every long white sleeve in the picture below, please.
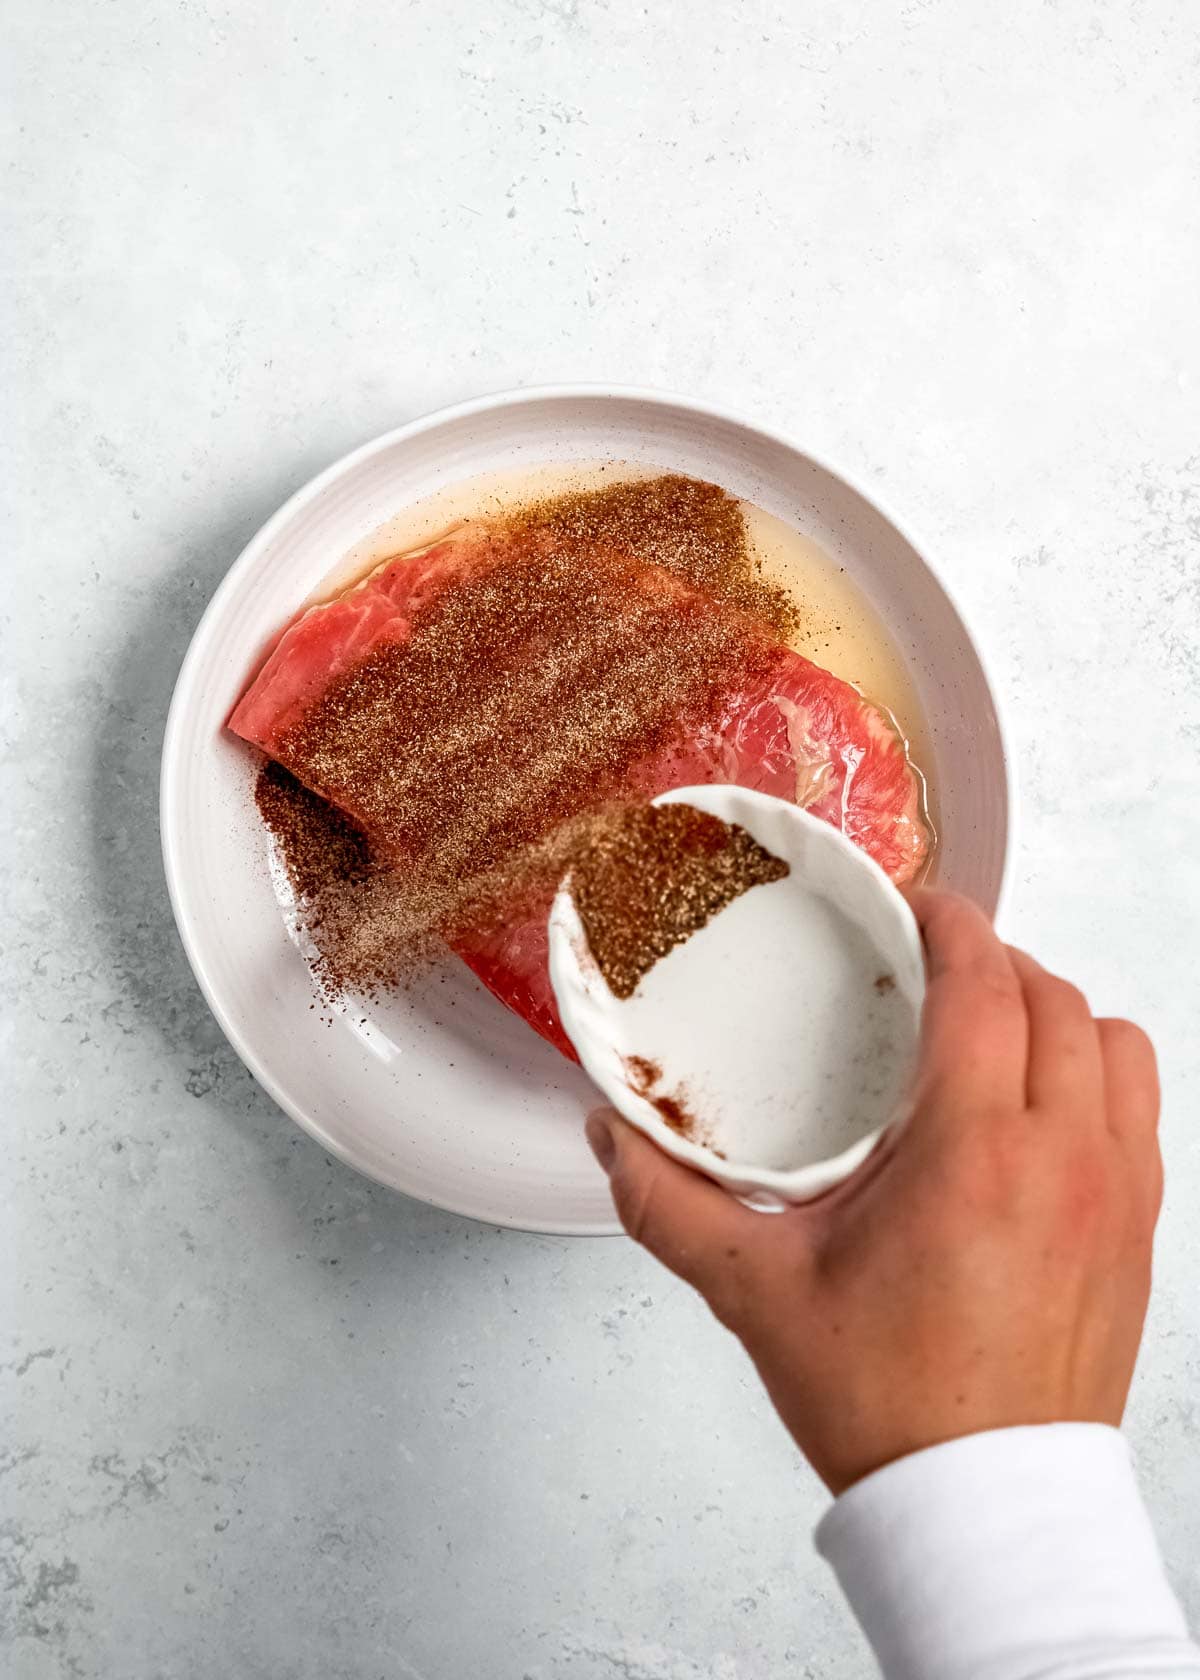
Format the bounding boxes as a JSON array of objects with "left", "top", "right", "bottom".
[{"left": 815, "top": 1424, "right": 1200, "bottom": 1680}]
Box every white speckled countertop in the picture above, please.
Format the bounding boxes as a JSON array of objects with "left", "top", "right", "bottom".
[{"left": 5, "top": 3, "right": 1198, "bottom": 1675}]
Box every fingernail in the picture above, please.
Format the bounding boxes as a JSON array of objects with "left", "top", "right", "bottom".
[{"left": 585, "top": 1110, "right": 616, "bottom": 1173}]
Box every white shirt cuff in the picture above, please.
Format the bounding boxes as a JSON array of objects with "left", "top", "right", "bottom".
[{"left": 815, "top": 1423, "right": 1199, "bottom": 1680}]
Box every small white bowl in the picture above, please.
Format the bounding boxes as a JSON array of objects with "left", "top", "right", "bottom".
[{"left": 547, "top": 786, "right": 926, "bottom": 1206}]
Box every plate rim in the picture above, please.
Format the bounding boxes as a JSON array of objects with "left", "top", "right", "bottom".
[{"left": 160, "top": 381, "right": 1017, "bottom": 1233}]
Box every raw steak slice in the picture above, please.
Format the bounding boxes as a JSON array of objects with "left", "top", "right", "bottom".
[
  {"left": 229, "top": 534, "right": 488, "bottom": 751},
  {"left": 231, "top": 528, "right": 929, "bottom": 1059}
]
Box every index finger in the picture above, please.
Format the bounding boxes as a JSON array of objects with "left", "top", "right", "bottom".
[{"left": 907, "top": 889, "right": 1029, "bottom": 1116}]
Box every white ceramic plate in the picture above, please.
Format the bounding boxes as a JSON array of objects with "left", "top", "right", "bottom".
[{"left": 161, "top": 387, "right": 1012, "bottom": 1234}]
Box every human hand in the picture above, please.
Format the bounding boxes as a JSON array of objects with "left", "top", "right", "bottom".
[{"left": 586, "top": 890, "right": 1162, "bottom": 1494}]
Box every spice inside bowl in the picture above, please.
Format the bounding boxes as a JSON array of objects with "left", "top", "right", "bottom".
[{"left": 547, "top": 785, "right": 926, "bottom": 1205}]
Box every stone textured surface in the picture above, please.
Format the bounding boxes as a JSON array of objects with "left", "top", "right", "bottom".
[{"left": 4, "top": 2, "right": 1199, "bottom": 1675}]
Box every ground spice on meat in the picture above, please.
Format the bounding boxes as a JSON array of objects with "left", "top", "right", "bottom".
[
  {"left": 568, "top": 802, "right": 789, "bottom": 1000},
  {"left": 253, "top": 475, "right": 801, "bottom": 998},
  {"left": 255, "top": 760, "right": 371, "bottom": 903},
  {"left": 258, "top": 480, "right": 797, "bottom": 991},
  {"left": 255, "top": 761, "right": 441, "bottom": 1000},
  {"left": 504, "top": 474, "right": 799, "bottom": 642}
]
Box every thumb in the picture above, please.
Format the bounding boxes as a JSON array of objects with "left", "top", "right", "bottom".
[{"left": 586, "top": 1108, "right": 767, "bottom": 1331}]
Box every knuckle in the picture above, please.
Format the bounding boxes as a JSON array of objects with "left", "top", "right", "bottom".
[
  {"left": 919, "top": 892, "right": 1002, "bottom": 966},
  {"left": 1103, "top": 1016, "right": 1156, "bottom": 1063},
  {"left": 971, "top": 963, "right": 1024, "bottom": 1011},
  {"left": 1108, "top": 1014, "right": 1148, "bottom": 1042},
  {"left": 947, "top": 1124, "right": 1116, "bottom": 1232},
  {"left": 923, "top": 888, "right": 974, "bottom": 927},
  {"left": 1100, "top": 1018, "right": 1161, "bottom": 1131},
  {"left": 1041, "top": 974, "right": 1090, "bottom": 1018}
]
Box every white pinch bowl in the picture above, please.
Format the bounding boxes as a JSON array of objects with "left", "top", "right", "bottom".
[{"left": 547, "top": 786, "right": 927, "bottom": 1207}]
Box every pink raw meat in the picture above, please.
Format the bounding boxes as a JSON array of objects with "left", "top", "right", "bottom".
[{"left": 231, "top": 531, "right": 929, "bottom": 1059}]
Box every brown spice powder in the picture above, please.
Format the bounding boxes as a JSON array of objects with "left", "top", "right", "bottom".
[
  {"left": 568, "top": 802, "right": 789, "bottom": 1000},
  {"left": 255, "top": 474, "right": 798, "bottom": 997},
  {"left": 255, "top": 760, "right": 371, "bottom": 903},
  {"left": 505, "top": 474, "right": 799, "bottom": 643},
  {"left": 623, "top": 1053, "right": 726, "bottom": 1156},
  {"left": 255, "top": 761, "right": 439, "bottom": 1000}
]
